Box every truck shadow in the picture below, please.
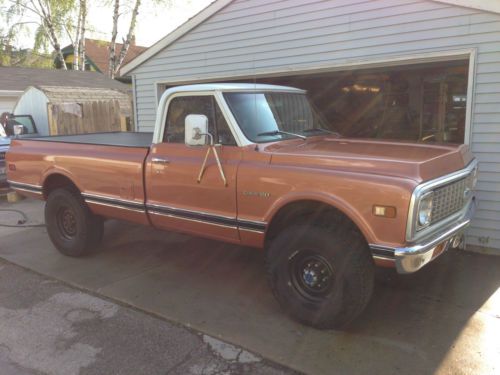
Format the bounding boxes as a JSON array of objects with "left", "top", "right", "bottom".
[{"left": 99, "top": 220, "right": 500, "bottom": 374}]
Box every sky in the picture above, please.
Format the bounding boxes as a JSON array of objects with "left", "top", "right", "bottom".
[{"left": 4, "top": 0, "right": 214, "bottom": 50}]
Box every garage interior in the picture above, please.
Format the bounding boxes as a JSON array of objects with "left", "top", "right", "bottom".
[
  {"left": 252, "top": 60, "right": 470, "bottom": 144},
  {"left": 161, "top": 59, "right": 470, "bottom": 144}
]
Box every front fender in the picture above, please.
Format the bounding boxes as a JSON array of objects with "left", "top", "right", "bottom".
[{"left": 263, "top": 191, "right": 378, "bottom": 244}]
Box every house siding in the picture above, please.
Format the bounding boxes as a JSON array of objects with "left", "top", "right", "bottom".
[{"left": 131, "top": 0, "right": 500, "bottom": 252}]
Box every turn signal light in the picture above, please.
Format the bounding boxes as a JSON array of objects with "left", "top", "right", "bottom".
[
  {"left": 8, "top": 163, "right": 16, "bottom": 171},
  {"left": 372, "top": 205, "right": 397, "bottom": 218}
]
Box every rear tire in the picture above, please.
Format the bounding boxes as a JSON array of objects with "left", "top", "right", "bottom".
[
  {"left": 266, "top": 224, "right": 374, "bottom": 329},
  {"left": 45, "top": 188, "right": 104, "bottom": 257}
]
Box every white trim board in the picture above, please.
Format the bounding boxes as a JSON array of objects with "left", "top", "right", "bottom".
[
  {"left": 435, "top": 0, "right": 500, "bottom": 14},
  {"left": 0, "top": 90, "right": 23, "bottom": 97},
  {"left": 121, "top": 0, "right": 232, "bottom": 75},
  {"left": 121, "top": 0, "right": 498, "bottom": 75}
]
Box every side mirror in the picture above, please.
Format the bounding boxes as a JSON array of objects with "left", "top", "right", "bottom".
[
  {"left": 13, "top": 124, "right": 24, "bottom": 137},
  {"left": 185, "top": 114, "right": 209, "bottom": 146}
]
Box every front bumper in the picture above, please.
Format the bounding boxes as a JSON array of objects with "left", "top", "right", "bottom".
[{"left": 371, "top": 197, "right": 476, "bottom": 274}]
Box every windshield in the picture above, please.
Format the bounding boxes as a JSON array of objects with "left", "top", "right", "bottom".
[{"left": 224, "top": 92, "right": 334, "bottom": 143}]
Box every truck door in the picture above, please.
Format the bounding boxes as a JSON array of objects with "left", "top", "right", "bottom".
[{"left": 145, "top": 94, "right": 241, "bottom": 242}]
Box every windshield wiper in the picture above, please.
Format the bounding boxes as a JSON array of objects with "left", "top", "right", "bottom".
[
  {"left": 257, "top": 130, "right": 307, "bottom": 140},
  {"left": 302, "top": 128, "right": 341, "bottom": 137}
]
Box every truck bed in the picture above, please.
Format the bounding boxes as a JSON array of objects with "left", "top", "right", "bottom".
[{"left": 26, "top": 132, "right": 153, "bottom": 148}]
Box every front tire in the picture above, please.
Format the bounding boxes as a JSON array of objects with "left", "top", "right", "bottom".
[
  {"left": 45, "top": 188, "right": 104, "bottom": 257},
  {"left": 266, "top": 224, "right": 374, "bottom": 329}
]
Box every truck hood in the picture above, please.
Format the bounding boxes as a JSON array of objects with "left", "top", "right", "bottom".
[{"left": 265, "top": 137, "right": 474, "bottom": 182}]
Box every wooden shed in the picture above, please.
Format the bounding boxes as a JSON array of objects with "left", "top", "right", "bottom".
[{"left": 13, "top": 86, "right": 132, "bottom": 136}]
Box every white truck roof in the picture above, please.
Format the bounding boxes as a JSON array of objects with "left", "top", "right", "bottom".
[{"left": 164, "top": 83, "right": 306, "bottom": 94}]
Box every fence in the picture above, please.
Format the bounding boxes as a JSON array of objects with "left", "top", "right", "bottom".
[{"left": 47, "top": 100, "right": 128, "bottom": 135}]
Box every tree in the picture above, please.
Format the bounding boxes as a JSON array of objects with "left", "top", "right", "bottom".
[
  {"left": 71, "top": 0, "right": 87, "bottom": 70},
  {"left": 107, "top": 0, "right": 142, "bottom": 79},
  {"left": 3, "top": 0, "right": 87, "bottom": 70},
  {"left": 7, "top": 0, "right": 76, "bottom": 69}
]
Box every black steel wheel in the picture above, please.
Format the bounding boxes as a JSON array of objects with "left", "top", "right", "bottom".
[
  {"left": 56, "top": 206, "right": 78, "bottom": 240},
  {"left": 266, "top": 223, "right": 374, "bottom": 329},
  {"left": 289, "top": 251, "right": 335, "bottom": 300},
  {"left": 45, "top": 188, "right": 103, "bottom": 257}
]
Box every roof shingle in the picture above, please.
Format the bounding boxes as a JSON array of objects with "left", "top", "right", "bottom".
[{"left": 0, "top": 66, "right": 129, "bottom": 92}]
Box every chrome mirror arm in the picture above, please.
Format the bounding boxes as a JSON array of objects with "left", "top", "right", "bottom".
[{"left": 196, "top": 133, "right": 227, "bottom": 186}]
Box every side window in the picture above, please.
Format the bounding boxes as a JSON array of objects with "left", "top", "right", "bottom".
[
  {"left": 164, "top": 96, "right": 213, "bottom": 143},
  {"left": 164, "top": 95, "right": 236, "bottom": 145}
]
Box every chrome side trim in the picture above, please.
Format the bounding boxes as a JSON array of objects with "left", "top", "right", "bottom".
[
  {"left": 369, "top": 244, "right": 396, "bottom": 259},
  {"left": 10, "top": 186, "right": 43, "bottom": 196},
  {"left": 8, "top": 180, "right": 43, "bottom": 195},
  {"left": 238, "top": 227, "right": 266, "bottom": 234},
  {"left": 81, "top": 192, "right": 145, "bottom": 209},
  {"left": 372, "top": 255, "right": 396, "bottom": 262},
  {"left": 85, "top": 199, "right": 146, "bottom": 213},
  {"left": 148, "top": 210, "right": 238, "bottom": 229},
  {"left": 147, "top": 203, "right": 236, "bottom": 220},
  {"left": 146, "top": 203, "right": 267, "bottom": 233},
  {"left": 406, "top": 159, "right": 478, "bottom": 242},
  {"left": 7, "top": 180, "right": 43, "bottom": 190}
]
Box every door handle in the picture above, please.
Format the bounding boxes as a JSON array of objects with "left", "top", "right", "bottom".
[{"left": 152, "top": 157, "right": 170, "bottom": 164}]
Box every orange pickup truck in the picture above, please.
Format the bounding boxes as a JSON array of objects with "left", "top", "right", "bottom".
[{"left": 6, "top": 83, "right": 477, "bottom": 328}]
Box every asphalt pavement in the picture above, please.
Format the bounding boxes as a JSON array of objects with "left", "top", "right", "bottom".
[{"left": 0, "top": 258, "right": 295, "bottom": 375}]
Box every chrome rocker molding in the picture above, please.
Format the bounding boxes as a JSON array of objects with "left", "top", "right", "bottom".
[
  {"left": 82, "top": 195, "right": 267, "bottom": 233},
  {"left": 370, "top": 197, "right": 476, "bottom": 274},
  {"left": 83, "top": 194, "right": 146, "bottom": 214},
  {"left": 8, "top": 180, "right": 43, "bottom": 195},
  {"left": 147, "top": 203, "right": 267, "bottom": 233}
]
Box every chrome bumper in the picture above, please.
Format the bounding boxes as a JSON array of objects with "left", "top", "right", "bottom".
[{"left": 371, "top": 197, "right": 476, "bottom": 274}]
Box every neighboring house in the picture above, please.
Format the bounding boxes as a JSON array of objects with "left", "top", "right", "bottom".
[
  {"left": 0, "top": 89, "right": 22, "bottom": 115},
  {"left": 60, "top": 38, "right": 147, "bottom": 83},
  {"left": 0, "top": 66, "right": 131, "bottom": 133},
  {"left": 122, "top": 0, "right": 500, "bottom": 254}
]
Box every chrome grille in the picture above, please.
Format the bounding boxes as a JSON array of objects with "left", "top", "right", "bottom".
[{"left": 431, "top": 177, "right": 467, "bottom": 223}]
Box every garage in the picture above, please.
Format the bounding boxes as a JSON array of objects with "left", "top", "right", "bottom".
[{"left": 121, "top": 0, "right": 500, "bottom": 254}]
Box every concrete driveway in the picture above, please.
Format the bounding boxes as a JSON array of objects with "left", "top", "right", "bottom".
[{"left": 1, "top": 198, "right": 499, "bottom": 375}]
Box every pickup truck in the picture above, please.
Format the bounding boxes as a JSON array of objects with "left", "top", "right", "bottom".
[{"left": 6, "top": 83, "right": 477, "bottom": 328}]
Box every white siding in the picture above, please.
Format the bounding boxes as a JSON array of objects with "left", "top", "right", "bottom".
[
  {"left": 13, "top": 88, "right": 50, "bottom": 136},
  {"left": 0, "top": 97, "right": 19, "bottom": 114},
  {"left": 131, "top": 0, "right": 500, "bottom": 252}
]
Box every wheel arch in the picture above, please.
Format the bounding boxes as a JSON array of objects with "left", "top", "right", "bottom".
[
  {"left": 42, "top": 171, "right": 82, "bottom": 199},
  {"left": 264, "top": 193, "right": 376, "bottom": 247}
]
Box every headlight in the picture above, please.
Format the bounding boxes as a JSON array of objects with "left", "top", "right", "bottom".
[{"left": 417, "top": 192, "right": 433, "bottom": 229}]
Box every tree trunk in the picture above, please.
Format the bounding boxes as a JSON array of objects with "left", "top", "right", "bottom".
[
  {"left": 108, "top": 0, "right": 120, "bottom": 78},
  {"left": 34, "top": 0, "right": 67, "bottom": 70},
  {"left": 73, "top": 3, "right": 82, "bottom": 70},
  {"left": 79, "top": 0, "right": 87, "bottom": 70},
  {"left": 114, "top": 0, "right": 141, "bottom": 77}
]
